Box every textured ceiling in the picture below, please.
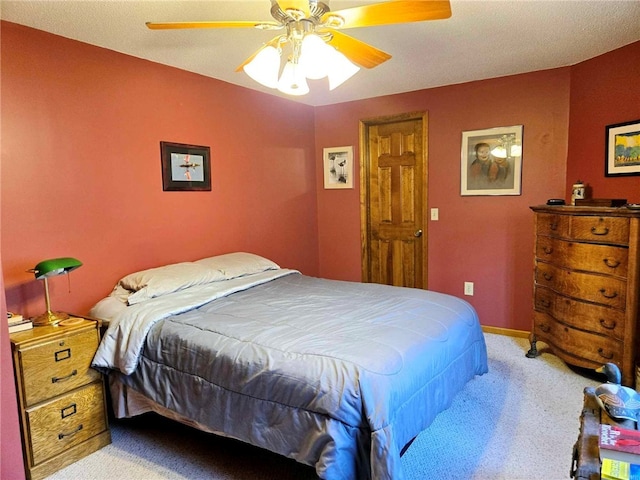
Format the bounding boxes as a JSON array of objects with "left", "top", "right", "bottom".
[{"left": 2, "top": 0, "right": 640, "bottom": 106}]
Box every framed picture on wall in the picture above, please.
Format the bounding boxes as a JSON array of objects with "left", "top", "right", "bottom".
[
  {"left": 323, "top": 146, "right": 354, "bottom": 189},
  {"left": 460, "top": 125, "right": 523, "bottom": 196},
  {"left": 605, "top": 119, "right": 640, "bottom": 177},
  {"left": 161, "top": 141, "right": 211, "bottom": 191}
]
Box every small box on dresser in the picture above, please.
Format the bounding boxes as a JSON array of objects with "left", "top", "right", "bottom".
[
  {"left": 528, "top": 205, "right": 640, "bottom": 387},
  {"left": 10, "top": 317, "right": 111, "bottom": 480}
]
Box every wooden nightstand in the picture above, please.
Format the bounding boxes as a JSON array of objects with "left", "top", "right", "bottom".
[{"left": 10, "top": 317, "right": 111, "bottom": 480}]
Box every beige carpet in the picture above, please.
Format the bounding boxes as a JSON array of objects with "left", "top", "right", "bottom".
[{"left": 45, "top": 333, "right": 600, "bottom": 480}]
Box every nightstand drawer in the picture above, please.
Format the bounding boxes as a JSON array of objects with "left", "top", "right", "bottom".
[
  {"left": 20, "top": 329, "right": 100, "bottom": 406},
  {"left": 27, "top": 382, "right": 107, "bottom": 465}
]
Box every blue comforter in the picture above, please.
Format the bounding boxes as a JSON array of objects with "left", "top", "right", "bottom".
[{"left": 93, "top": 271, "right": 488, "bottom": 479}]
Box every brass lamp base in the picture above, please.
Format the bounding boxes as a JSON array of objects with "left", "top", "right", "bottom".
[{"left": 33, "top": 310, "right": 69, "bottom": 327}]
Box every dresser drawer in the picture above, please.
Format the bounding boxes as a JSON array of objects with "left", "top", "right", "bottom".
[
  {"left": 569, "top": 216, "right": 630, "bottom": 245},
  {"left": 533, "top": 312, "right": 622, "bottom": 366},
  {"left": 20, "top": 329, "right": 100, "bottom": 406},
  {"left": 535, "top": 263, "right": 626, "bottom": 309},
  {"left": 536, "top": 237, "right": 628, "bottom": 277},
  {"left": 536, "top": 213, "right": 570, "bottom": 238},
  {"left": 534, "top": 286, "right": 625, "bottom": 340},
  {"left": 26, "top": 381, "right": 107, "bottom": 466}
]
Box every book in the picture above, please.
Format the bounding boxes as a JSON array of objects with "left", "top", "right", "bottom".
[
  {"left": 7, "top": 312, "right": 24, "bottom": 325},
  {"left": 601, "top": 424, "right": 640, "bottom": 464},
  {"left": 8, "top": 319, "right": 33, "bottom": 333},
  {"left": 602, "top": 458, "right": 640, "bottom": 480}
]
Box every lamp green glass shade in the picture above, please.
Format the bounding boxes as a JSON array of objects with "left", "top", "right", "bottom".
[
  {"left": 31, "top": 257, "right": 82, "bottom": 326},
  {"left": 33, "top": 257, "right": 82, "bottom": 279}
]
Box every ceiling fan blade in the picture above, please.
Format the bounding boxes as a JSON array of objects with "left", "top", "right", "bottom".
[
  {"left": 235, "top": 36, "right": 282, "bottom": 72},
  {"left": 146, "top": 21, "right": 279, "bottom": 30},
  {"left": 325, "top": 30, "right": 391, "bottom": 69},
  {"left": 323, "top": 1, "right": 451, "bottom": 29},
  {"left": 275, "top": 0, "right": 311, "bottom": 18}
]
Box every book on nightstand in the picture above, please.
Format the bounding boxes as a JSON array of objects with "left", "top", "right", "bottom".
[
  {"left": 602, "top": 458, "right": 640, "bottom": 480},
  {"left": 600, "top": 424, "right": 640, "bottom": 464},
  {"left": 8, "top": 319, "right": 33, "bottom": 333},
  {"left": 7, "top": 312, "right": 24, "bottom": 325}
]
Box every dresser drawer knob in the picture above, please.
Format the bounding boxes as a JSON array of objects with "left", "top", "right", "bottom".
[
  {"left": 543, "top": 246, "right": 553, "bottom": 254},
  {"left": 549, "top": 222, "right": 558, "bottom": 231},
  {"left": 590, "top": 226, "right": 609, "bottom": 236},
  {"left": 58, "top": 424, "right": 83, "bottom": 440},
  {"left": 599, "top": 288, "right": 618, "bottom": 299},
  {"left": 603, "top": 258, "right": 621, "bottom": 269},
  {"left": 599, "top": 318, "right": 617, "bottom": 330},
  {"left": 540, "top": 323, "right": 550, "bottom": 333},
  {"left": 52, "top": 369, "right": 77, "bottom": 384},
  {"left": 598, "top": 348, "right": 614, "bottom": 360},
  {"left": 543, "top": 272, "right": 553, "bottom": 281},
  {"left": 537, "top": 299, "right": 551, "bottom": 308}
]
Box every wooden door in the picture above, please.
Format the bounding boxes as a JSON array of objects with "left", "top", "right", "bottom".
[{"left": 360, "top": 112, "right": 427, "bottom": 288}]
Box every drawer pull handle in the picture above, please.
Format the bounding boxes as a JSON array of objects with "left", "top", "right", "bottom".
[
  {"left": 538, "top": 299, "right": 551, "bottom": 308},
  {"left": 543, "top": 246, "right": 553, "bottom": 254},
  {"left": 539, "top": 324, "right": 550, "bottom": 333},
  {"left": 549, "top": 222, "right": 558, "bottom": 231},
  {"left": 599, "top": 318, "right": 617, "bottom": 330},
  {"left": 61, "top": 403, "right": 77, "bottom": 419},
  {"left": 599, "top": 289, "right": 618, "bottom": 299},
  {"left": 598, "top": 348, "right": 614, "bottom": 360},
  {"left": 52, "top": 369, "right": 77, "bottom": 384},
  {"left": 603, "top": 258, "right": 621, "bottom": 269},
  {"left": 58, "top": 424, "right": 83, "bottom": 440},
  {"left": 591, "top": 226, "right": 610, "bottom": 236},
  {"left": 543, "top": 272, "right": 553, "bottom": 281},
  {"left": 55, "top": 348, "right": 71, "bottom": 362}
]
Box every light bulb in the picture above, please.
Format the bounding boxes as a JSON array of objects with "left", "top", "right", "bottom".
[
  {"left": 327, "top": 50, "right": 360, "bottom": 90},
  {"left": 299, "top": 34, "right": 331, "bottom": 80}
]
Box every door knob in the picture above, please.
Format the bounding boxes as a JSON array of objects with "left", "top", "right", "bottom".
[{"left": 414, "top": 229, "right": 423, "bottom": 237}]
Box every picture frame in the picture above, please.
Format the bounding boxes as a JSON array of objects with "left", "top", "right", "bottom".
[
  {"left": 161, "top": 141, "right": 211, "bottom": 191},
  {"left": 323, "top": 146, "right": 354, "bottom": 189},
  {"left": 460, "top": 125, "right": 523, "bottom": 196},
  {"left": 605, "top": 119, "right": 640, "bottom": 177}
]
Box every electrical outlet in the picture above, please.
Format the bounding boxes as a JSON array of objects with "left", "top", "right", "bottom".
[
  {"left": 430, "top": 208, "right": 439, "bottom": 221},
  {"left": 464, "top": 282, "right": 474, "bottom": 296}
]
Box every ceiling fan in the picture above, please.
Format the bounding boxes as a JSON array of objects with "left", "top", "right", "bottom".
[{"left": 146, "top": 1, "right": 452, "bottom": 95}]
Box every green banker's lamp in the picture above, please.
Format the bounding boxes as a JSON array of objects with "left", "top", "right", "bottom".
[{"left": 30, "top": 257, "right": 82, "bottom": 326}]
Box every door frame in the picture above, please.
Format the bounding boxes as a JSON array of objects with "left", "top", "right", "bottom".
[{"left": 359, "top": 111, "right": 428, "bottom": 286}]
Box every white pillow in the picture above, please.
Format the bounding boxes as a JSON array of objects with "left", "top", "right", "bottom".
[
  {"left": 118, "top": 262, "right": 225, "bottom": 305},
  {"left": 89, "top": 296, "right": 127, "bottom": 326},
  {"left": 195, "top": 252, "right": 279, "bottom": 280}
]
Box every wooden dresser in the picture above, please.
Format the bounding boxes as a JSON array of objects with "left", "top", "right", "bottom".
[
  {"left": 10, "top": 318, "right": 111, "bottom": 480},
  {"left": 528, "top": 205, "right": 640, "bottom": 387}
]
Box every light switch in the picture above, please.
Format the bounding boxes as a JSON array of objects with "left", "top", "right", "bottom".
[{"left": 430, "top": 208, "right": 439, "bottom": 221}]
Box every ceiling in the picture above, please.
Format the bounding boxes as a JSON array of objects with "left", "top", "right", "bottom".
[{"left": 2, "top": 1, "right": 640, "bottom": 107}]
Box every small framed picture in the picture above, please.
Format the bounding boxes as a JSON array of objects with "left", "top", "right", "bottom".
[
  {"left": 323, "top": 146, "right": 353, "bottom": 189},
  {"left": 605, "top": 119, "right": 640, "bottom": 177},
  {"left": 460, "top": 125, "right": 523, "bottom": 196},
  {"left": 161, "top": 141, "right": 211, "bottom": 191}
]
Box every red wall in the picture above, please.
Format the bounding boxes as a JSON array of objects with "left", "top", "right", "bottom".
[
  {"left": 315, "top": 69, "right": 571, "bottom": 332},
  {"left": 566, "top": 41, "right": 640, "bottom": 200},
  {"left": 1, "top": 22, "right": 319, "bottom": 320}
]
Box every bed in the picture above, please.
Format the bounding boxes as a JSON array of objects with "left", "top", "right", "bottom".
[{"left": 91, "top": 252, "right": 488, "bottom": 480}]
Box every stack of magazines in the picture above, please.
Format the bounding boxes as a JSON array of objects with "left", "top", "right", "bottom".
[{"left": 7, "top": 313, "right": 33, "bottom": 333}]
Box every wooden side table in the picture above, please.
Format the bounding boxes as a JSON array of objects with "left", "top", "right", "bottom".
[
  {"left": 10, "top": 317, "right": 111, "bottom": 480},
  {"left": 571, "top": 386, "right": 637, "bottom": 479}
]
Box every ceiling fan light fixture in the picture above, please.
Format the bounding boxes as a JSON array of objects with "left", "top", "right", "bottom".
[
  {"left": 277, "top": 60, "right": 310, "bottom": 95},
  {"left": 243, "top": 45, "right": 281, "bottom": 89},
  {"left": 299, "top": 33, "right": 332, "bottom": 80},
  {"left": 327, "top": 50, "right": 360, "bottom": 91}
]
